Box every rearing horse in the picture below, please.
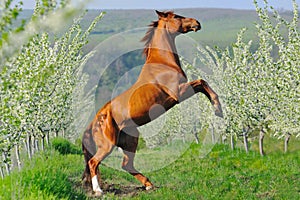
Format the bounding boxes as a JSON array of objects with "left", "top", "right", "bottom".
[{"left": 82, "top": 10, "right": 223, "bottom": 196}]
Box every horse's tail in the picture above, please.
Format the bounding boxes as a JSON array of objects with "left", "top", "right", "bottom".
[{"left": 82, "top": 122, "right": 96, "bottom": 184}]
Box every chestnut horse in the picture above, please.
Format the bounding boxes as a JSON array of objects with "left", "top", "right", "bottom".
[{"left": 82, "top": 10, "right": 223, "bottom": 195}]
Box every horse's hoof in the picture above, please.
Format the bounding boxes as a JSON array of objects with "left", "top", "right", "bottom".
[
  {"left": 145, "top": 185, "right": 153, "bottom": 190},
  {"left": 214, "top": 103, "right": 223, "bottom": 118},
  {"left": 215, "top": 110, "right": 224, "bottom": 118},
  {"left": 94, "top": 191, "right": 103, "bottom": 197}
]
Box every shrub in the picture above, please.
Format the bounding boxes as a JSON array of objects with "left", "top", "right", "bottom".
[{"left": 51, "top": 137, "right": 81, "bottom": 155}]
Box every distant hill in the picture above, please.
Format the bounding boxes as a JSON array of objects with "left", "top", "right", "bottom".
[
  {"left": 81, "top": 8, "right": 296, "bottom": 53},
  {"left": 19, "top": 8, "right": 294, "bottom": 50},
  {"left": 83, "top": 8, "right": 260, "bottom": 50}
]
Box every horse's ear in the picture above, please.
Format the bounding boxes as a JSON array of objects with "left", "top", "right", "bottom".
[{"left": 155, "top": 10, "right": 167, "bottom": 18}]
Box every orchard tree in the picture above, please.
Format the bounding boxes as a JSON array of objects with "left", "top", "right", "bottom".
[
  {"left": 0, "top": 0, "right": 104, "bottom": 176},
  {"left": 194, "top": 0, "right": 300, "bottom": 154},
  {"left": 0, "top": 0, "right": 26, "bottom": 176},
  {"left": 260, "top": 0, "right": 300, "bottom": 151}
]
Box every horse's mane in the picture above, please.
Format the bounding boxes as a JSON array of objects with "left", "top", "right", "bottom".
[
  {"left": 141, "top": 21, "right": 159, "bottom": 56},
  {"left": 141, "top": 11, "right": 174, "bottom": 56}
]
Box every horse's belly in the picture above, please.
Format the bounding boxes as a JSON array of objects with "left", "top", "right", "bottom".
[{"left": 113, "top": 83, "right": 177, "bottom": 127}]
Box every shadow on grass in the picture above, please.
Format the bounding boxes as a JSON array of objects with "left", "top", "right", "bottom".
[{"left": 82, "top": 181, "right": 152, "bottom": 198}]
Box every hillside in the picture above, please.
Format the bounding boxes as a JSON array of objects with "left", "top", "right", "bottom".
[
  {"left": 16, "top": 9, "right": 291, "bottom": 51},
  {"left": 83, "top": 8, "right": 260, "bottom": 51},
  {"left": 82, "top": 8, "right": 296, "bottom": 50}
]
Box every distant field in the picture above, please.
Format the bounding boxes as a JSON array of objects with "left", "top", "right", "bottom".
[
  {"left": 18, "top": 8, "right": 294, "bottom": 51},
  {"left": 80, "top": 8, "right": 294, "bottom": 51},
  {"left": 82, "top": 8, "right": 259, "bottom": 51}
]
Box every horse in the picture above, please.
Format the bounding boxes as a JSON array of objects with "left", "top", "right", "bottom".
[{"left": 82, "top": 10, "right": 223, "bottom": 196}]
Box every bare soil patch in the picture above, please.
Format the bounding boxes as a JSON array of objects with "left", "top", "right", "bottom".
[{"left": 82, "top": 181, "right": 150, "bottom": 198}]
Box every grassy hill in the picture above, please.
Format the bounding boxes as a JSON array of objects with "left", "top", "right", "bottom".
[
  {"left": 82, "top": 8, "right": 259, "bottom": 51},
  {"left": 82, "top": 8, "right": 295, "bottom": 51},
  {"left": 1, "top": 142, "right": 299, "bottom": 199},
  {"left": 18, "top": 8, "right": 295, "bottom": 54}
]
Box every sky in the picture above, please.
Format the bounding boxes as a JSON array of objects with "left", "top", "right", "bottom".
[{"left": 20, "top": 0, "right": 300, "bottom": 10}]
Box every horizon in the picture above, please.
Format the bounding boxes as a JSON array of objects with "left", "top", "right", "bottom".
[{"left": 19, "top": 0, "right": 300, "bottom": 11}]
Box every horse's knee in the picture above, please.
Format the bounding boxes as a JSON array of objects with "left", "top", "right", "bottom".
[
  {"left": 199, "top": 79, "right": 207, "bottom": 85},
  {"left": 88, "top": 158, "right": 100, "bottom": 176},
  {"left": 121, "top": 157, "right": 132, "bottom": 171},
  {"left": 121, "top": 154, "right": 137, "bottom": 173},
  {"left": 121, "top": 164, "right": 130, "bottom": 172}
]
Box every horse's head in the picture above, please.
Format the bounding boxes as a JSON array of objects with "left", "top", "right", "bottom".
[{"left": 155, "top": 10, "right": 201, "bottom": 34}]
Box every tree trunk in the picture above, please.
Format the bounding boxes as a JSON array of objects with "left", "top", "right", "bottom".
[
  {"left": 211, "top": 123, "right": 215, "bottom": 143},
  {"left": 0, "top": 166, "right": 4, "bottom": 179},
  {"left": 31, "top": 135, "right": 36, "bottom": 156},
  {"left": 259, "top": 129, "right": 265, "bottom": 156},
  {"left": 182, "top": 133, "right": 186, "bottom": 144},
  {"left": 230, "top": 134, "right": 235, "bottom": 150},
  {"left": 193, "top": 125, "right": 199, "bottom": 144},
  {"left": 26, "top": 134, "right": 32, "bottom": 160},
  {"left": 284, "top": 133, "right": 291, "bottom": 153},
  {"left": 34, "top": 137, "right": 39, "bottom": 152},
  {"left": 46, "top": 131, "right": 50, "bottom": 146},
  {"left": 41, "top": 136, "right": 45, "bottom": 151},
  {"left": 15, "top": 145, "right": 21, "bottom": 171},
  {"left": 62, "top": 128, "right": 65, "bottom": 138},
  {"left": 194, "top": 133, "right": 199, "bottom": 144},
  {"left": 243, "top": 132, "right": 249, "bottom": 153},
  {"left": 222, "top": 135, "right": 227, "bottom": 144},
  {"left": 179, "top": 123, "right": 185, "bottom": 143},
  {"left": 2, "top": 152, "right": 10, "bottom": 175}
]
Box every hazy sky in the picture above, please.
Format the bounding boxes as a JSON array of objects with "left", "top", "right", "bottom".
[{"left": 20, "top": 0, "right": 300, "bottom": 10}]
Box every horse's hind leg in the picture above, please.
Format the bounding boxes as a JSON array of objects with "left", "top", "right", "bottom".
[
  {"left": 88, "top": 141, "right": 114, "bottom": 195},
  {"left": 82, "top": 123, "right": 98, "bottom": 187},
  {"left": 87, "top": 118, "right": 116, "bottom": 196},
  {"left": 179, "top": 79, "right": 223, "bottom": 117},
  {"left": 119, "top": 127, "right": 153, "bottom": 190}
]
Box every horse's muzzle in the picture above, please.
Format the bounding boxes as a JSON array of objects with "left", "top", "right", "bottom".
[{"left": 192, "top": 21, "right": 201, "bottom": 32}]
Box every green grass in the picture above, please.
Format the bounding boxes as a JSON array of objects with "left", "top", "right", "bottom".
[
  {"left": 1, "top": 142, "right": 299, "bottom": 200},
  {"left": 0, "top": 151, "right": 86, "bottom": 200},
  {"left": 132, "top": 144, "right": 300, "bottom": 200}
]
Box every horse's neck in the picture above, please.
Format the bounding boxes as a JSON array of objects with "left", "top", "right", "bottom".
[{"left": 145, "top": 29, "right": 181, "bottom": 68}]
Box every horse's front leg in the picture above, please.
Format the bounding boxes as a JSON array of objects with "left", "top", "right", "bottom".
[
  {"left": 118, "top": 127, "right": 153, "bottom": 190},
  {"left": 178, "top": 79, "right": 223, "bottom": 117}
]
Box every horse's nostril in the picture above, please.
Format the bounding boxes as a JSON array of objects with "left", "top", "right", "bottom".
[{"left": 191, "top": 25, "right": 201, "bottom": 31}]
